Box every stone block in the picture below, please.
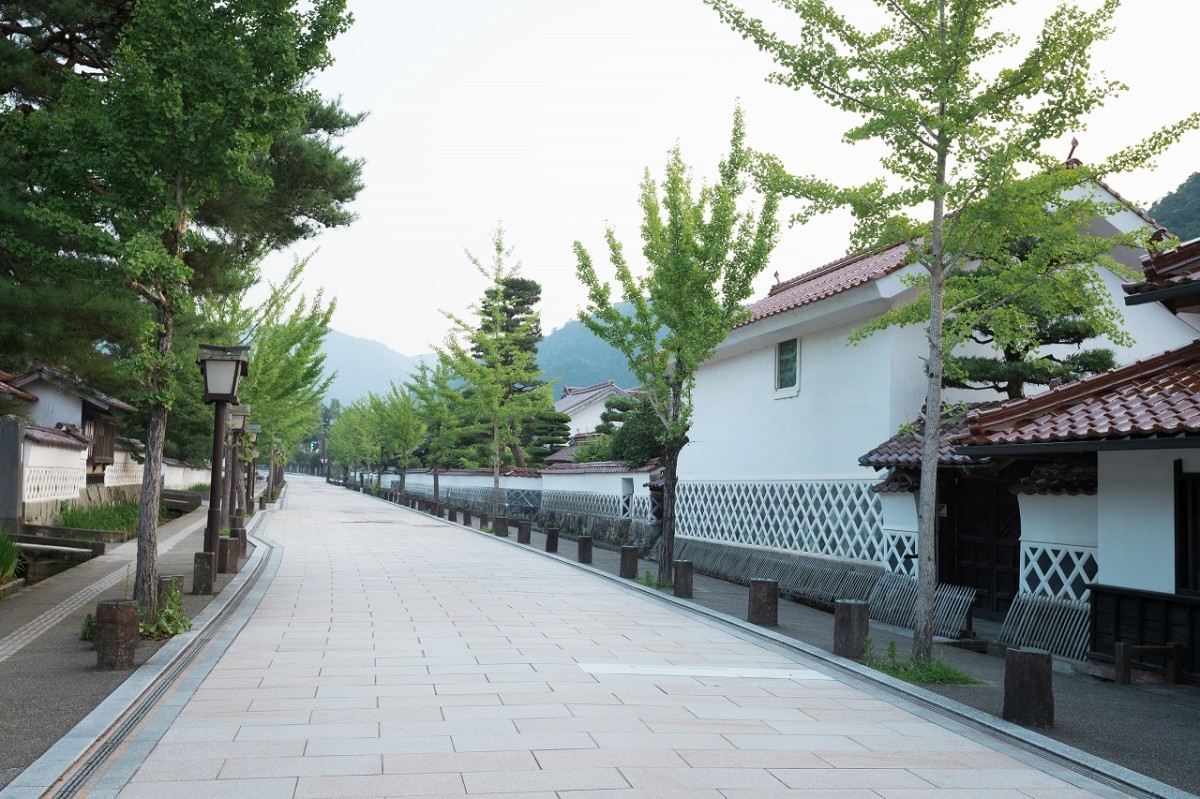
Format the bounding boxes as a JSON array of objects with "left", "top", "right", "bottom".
[
  {"left": 1003, "top": 647, "right": 1054, "bottom": 728},
  {"left": 577, "top": 535, "right": 593, "bottom": 564},
  {"left": 95, "top": 599, "right": 138, "bottom": 670},
  {"left": 620, "top": 546, "right": 639, "bottom": 579},
  {"left": 748, "top": 579, "right": 778, "bottom": 626},
  {"left": 833, "top": 599, "right": 869, "bottom": 658},
  {"left": 193, "top": 552, "right": 215, "bottom": 595},
  {"left": 673, "top": 560, "right": 693, "bottom": 598}
]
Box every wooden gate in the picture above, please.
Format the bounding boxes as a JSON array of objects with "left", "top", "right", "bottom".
[{"left": 937, "top": 474, "right": 1021, "bottom": 620}]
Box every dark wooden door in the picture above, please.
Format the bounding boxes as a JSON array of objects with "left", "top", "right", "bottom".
[{"left": 937, "top": 474, "right": 1021, "bottom": 620}]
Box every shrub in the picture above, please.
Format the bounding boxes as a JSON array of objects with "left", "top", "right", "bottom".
[
  {"left": 139, "top": 584, "right": 192, "bottom": 639},
  {"left": 187, "top": 483, "right": 210, "bottom": 493},
  {"left": 60, "top": 501, "right": 162, "bottom": 533}
]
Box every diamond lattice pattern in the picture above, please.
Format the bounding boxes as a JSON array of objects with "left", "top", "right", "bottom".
[
  {"left": 1021, "top": 543, "right": 1098, "bottom": 601},
  {"left": 677, "top": 480, "right": 884, "bottom": 563}
]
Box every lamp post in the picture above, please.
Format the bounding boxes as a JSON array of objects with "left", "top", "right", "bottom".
[
  {"left": 227, "top": 405, "right": 250, "bottom": 547},
  {"left": 197, "top": 344, "right": 249, "bottom": 584},
  {"left": 245, "top": 423, "right": 261, "bottom": 512}
]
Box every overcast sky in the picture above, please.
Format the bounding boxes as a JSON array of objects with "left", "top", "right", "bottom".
[{"left": 257, "top": 0, "right": 1200, "bottom": 356}]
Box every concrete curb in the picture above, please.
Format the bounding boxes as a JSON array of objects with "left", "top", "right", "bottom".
[{"left": 0, "top": 508, "right": 276, "bottom": 799}]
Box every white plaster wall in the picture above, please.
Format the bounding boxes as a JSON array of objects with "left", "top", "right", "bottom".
[
  {"left": 1095, "top": 449, "right": 1194, "bottom": 593},
  {"left": 542, "top": 472, "right": 651, "bottom": 496},
  {"left": 395, "top": 472, "right": 543, "bottom": 492},
  {"left": 24, "top": 384, "right": 82, "bottom": 430},
  {"left": 683, "top": 321, "right": 908, "bottom": 480},
  {"left": 1018, "top": 493, "right": 1098, "bottom": 548},
  {"left": 23, "top": 440, "right": 86, "bottom": 469},
  {"left": 879, "top": 491, "right": 917, "bottom": 536},
  {"left": 567, "top": 401, "right": 608, "bottom": 436}
]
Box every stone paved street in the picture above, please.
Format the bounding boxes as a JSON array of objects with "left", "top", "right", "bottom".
[{"left": 7, "top": 477, "right": 1173, "bottom": 798}]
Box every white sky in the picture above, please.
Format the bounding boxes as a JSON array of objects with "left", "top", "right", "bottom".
[{"left": 259, "top": 0, "right": 1200, "bottom": 356}]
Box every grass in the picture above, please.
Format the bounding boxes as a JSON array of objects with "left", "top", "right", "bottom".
[
  {"left": 862, "top": 638, "right": 978, "bottom": 685},
  {"left": 0, "top": 528, "right": 21, "bottom": 583},
  {"left": 639, "top": 569, "right": 672, "bottom": 591},
  {"left": 186, "top": 483, "right": 210, "bottom": 493},
  {"left": 59, "top": 501, "right": 162, "bottom": 533}
]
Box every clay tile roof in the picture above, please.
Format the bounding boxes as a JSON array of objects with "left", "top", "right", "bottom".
[
  {"left": 24, "top": 423, "right": 89, "bottom": 450},
  {"left": 859, "top": 404, "right": 997, "bottom": 469},
  {"left": 554, "top": 381, "right": 628, "bottom": 414},
  {"left": 960, "top": 340, "right": 1200, "bottom": 447},
  {"left": 1123, "top": 237, "right": 1200, "bottom": 299},
  {"left": 11, "top": 364, "right": 136, "bottom": 414},
  {"left": 738, "top": 242, "right": 913, "bottom": 329},
  {"left": 542, "top": 458, "right": 661, "bottom": 475},
  {"left": 0, "top": 378, "right": 37, "bottom": 403}
]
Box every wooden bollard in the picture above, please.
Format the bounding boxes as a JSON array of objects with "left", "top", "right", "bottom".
[
  {"left": 193, "top": 552, "right": 214, "bottom": 595},
  {"left": 1003, "top": 648, "right": 1054, "bottom": 728},
  {"left": 673, "top": 560, "right": 693, "bottom": 598},
  {"left": 516, "top": 520, "right": 531, "bottom": 544},
  {"left": 494, "top": 516, "right": 509, "bottom": 537},
  {"left": 545, "top": 527, "right": 559, "bottom": 553},
  {"left": 577, "top": 535, "right": 593, "bottom": 564},
  {"left": 619, "top": 546, "right": 639, "bottom": 579},
  {"left": 479, "top": 513, "right": 489, "bottom": 530},
  {"left": 833, "top": 599, "right": 870, "bottom": 658},
  {"left": 748, "top": 579, "right": 778, "bottom": 626},
  {"left": 462, "top": 510, "right": 472, "bottom": 526},
  {"left": 95, "top": 599, "right": 139, "bottom": 670},
  {"left": 448, "top": 507, "right": 458, "bottom": 522},
  {"left": 258, "top": 495, "right": 266, "bottom": 510}
]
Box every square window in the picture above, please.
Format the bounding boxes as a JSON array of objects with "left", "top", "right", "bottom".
[{"left": 776, "top": 338, "right": 798, "bottom": 390}]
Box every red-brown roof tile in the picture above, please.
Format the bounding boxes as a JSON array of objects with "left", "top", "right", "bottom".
[
  {"left": 860, "top": 405, "right": 996, "bottom": 469},
  {"left": 542, "top": 458, "right": 661, "bottom": 475},
  {"left": 0, "top": 380, "right": 37, "bottom": 403},
  {"left": 961, "top": 340, "right": 1200, "bottom": 446},
  {"left": 24, "top": 424, "right": 89, "bottom": 450},
  {"left": 738, "top": 242, "right": 913, "bottom": 329},
  {"left": 1123, "top": 237, "right": 1200, "bottom": 299}
]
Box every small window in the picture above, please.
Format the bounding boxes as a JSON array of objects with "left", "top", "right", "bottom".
[{"left": 776, "top": 338, "right": 798, "bottom": 391}]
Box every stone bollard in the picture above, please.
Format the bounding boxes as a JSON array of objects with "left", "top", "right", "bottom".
[
  {"left": 516, "top": 521, "right": 531, "bottom": 544},
  {"left": 577, "top": 535, "right": 593, "bottom": 564},
  {"left": 193, "top": 552, "right": 215, "bottom": 595},
  {"left": 95, "top": 599, "right": 139, "bottom": 670},
  {"left": 1003, "top": 647, "right": 1054, "bottom": 728},
  {"left": 494, "top": 516, "right": 509, "bottom": 537},
  {"left": 218, "top": 537, "right": 239, "bottom": 574},
  {"left": 479, "top": 513, "right": 489, "bottom": 531},
  {"left": 434, "top": 503, "right": 445, "bottom": 519},
  {"left": 833, "top": 599, "right": 870, "bottom": 659},
  {"left": 234, "top": 526, "right": 248, "bottom": 557},
  {"left": 158, "top": 574, "right": 184, "bottom": 598},
  {"left": 673, "top": 560, "right": 693, "bottom": 598},
  {"left": 545, "top": 527, "right": 559, "bottom": 553},
  {"left": 620, "top": 546, "right": 639, "bottom": 579},
  {"left": 258, "top": 495, "right": 266, "bottom": 510},
  {"left": 462, "top": 510, "right": 472, "bottom": 526},
  {"left": 748, "top": 579, "right": 779, "bottom": 626},
  {"left": 448, "top": 507, "right": 458, "bottom": 523}
]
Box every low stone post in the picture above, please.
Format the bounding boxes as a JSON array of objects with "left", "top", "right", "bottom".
[
  {"left": 95, "top": 599, "right": 138, "bottom": 670},
  {"left": 620, "top": 546, "right": 639, "bottom": 579},
  {"left": 494, "top": 516, "right": 509, "bottom": 537},
  {"left": 833, "top": 599, "right": 870, "bottom": 659},
  {"left": 158, "top": 574, "right": 184, "bottom": 597},
  {"left": 448, "top": 507, "right": 458, "bottom": 523},
  {"left": 462, "top": 510, "right": 472, "bottom": 526},
  {"left": 479, "top": 513, "right": 489, "bottom": 530},
  {"left": 516, "top": 521, "right": 531, "bottom": 544},
  {"left": 218, "top": 537, "right": 238, "bottom": 574},
  {"left": 258, "top": 495, "right": 266, "bottom": 510},
  {"left": 434, "top": 503, "right": 445, "bottom": 519},
  {"left": 577, "top": 535, "right": 593, "bottom": 564},
  {"left": 673, "top": 560, "right": 693, "bottom": 598},
  {"left": 1003, "top": 648, "right": 1054, "bottom": 728},
  {"left": 748, "top": 579, "right": 778, "bottom": 626},
  {"left": 545, "top": 527, "right": 559, "bottom": 553},
  {"left": 193, "top": 553, "right": 215, "bottom": 595}
]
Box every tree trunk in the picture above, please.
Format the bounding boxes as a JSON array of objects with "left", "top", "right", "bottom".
[
  {"left": 657, "top": 435, "right": 687, "bottom": 586},
  {"left": 491, "top": 419, "right": 501, "bottom": 521},
  {"left": 432, "top": 466, "right": 440, "bottom": 504},
  {"left": 134, "top": 304, "right": 173, "bottom": 623},
  {"left": 913, "top": 134, "right": 950, "bottom": 663}
]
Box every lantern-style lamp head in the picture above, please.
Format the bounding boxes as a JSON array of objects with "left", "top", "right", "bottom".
[
  {"left": 230, "top": 405, "right": 251, "bottom": 432},
  {"left": 245, "top": 422, "right": 262, "bottom": 443},
  {"left": 197, "top": 344, "right": 249, "bottom": 404}
]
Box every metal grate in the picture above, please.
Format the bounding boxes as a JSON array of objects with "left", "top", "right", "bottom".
[
  {"left": 867, "top": 572, "right": 976, "bottom": 639},
  {"left": 997, "top": 593, "right": 1091, "bottom": 661}
]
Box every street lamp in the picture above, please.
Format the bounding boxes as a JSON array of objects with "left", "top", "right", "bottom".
[
  {"left": 245, "top": 423, "right": 261, "bottom": 512},
  {"left": 268, "top": 433, "right": 282, "bottom": 501},
  {"left": 197, "top": 344, "right": 248, "bottom": 584},
  {"left": 227, "top": 405, "right": 250, "bottom": 547}
]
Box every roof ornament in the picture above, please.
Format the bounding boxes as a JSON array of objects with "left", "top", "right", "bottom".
[
  {"left": 773, "top": 271, "right": 780, "bottom": 285},
  {"left": 1064, "top": 136, "right": 1082, "bottom": 169}
]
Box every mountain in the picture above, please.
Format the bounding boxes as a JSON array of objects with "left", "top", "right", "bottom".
[
  {"left": 320, "top": 330, "right": 432, "bottom": 404},
  {"left": 1150, "top": 172, "right": 1200, "bottom": 242},
  {"left": 321, "top": 307, "right": 639, "bottom": 404}
]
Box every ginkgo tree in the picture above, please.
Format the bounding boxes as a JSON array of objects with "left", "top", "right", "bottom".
[
  {"left": 574, "top": 108, "right": 780, "bottom": 584},
  {"left": 705, "top": 0, "right": 1199, "bottom": 659}
]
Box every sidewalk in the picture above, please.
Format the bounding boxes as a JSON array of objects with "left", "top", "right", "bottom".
[{"left": 3, "top": 474, "right": 1194, "bottom": 799}]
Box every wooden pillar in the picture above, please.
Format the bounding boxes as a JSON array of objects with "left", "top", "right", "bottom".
[
  {"left": 673, "top": 560, "right": 693, "bottom": 598},
  {"left": 1002, "top": 648, "right": 1054, "bottom": 728},
  {"left": 577, "top": 535, "right": 593, "bottom": 564},
  {"left": 620, "top": 546, "right": 639, "bottom": 579},
  {"left": 833, "top": 600, "right": 870, "bottom": 658},
  {"left": 748, "top": 579, "right": 778, "bottom": 626}
]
